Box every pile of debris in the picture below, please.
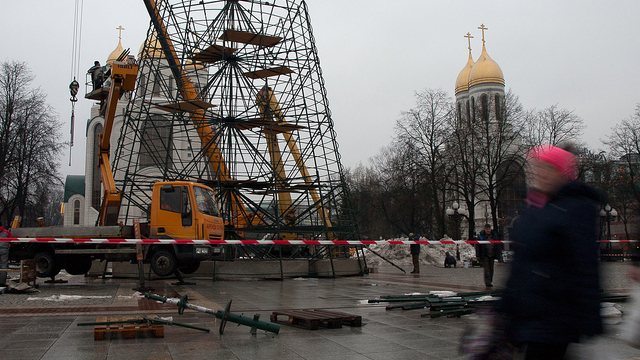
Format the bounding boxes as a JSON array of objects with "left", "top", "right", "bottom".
[
  {"left": 368, "top": 291, "right": 631, "bottom": 320},
  {"left": 368, "top": 290, "right": 499, "bottom": 318}
]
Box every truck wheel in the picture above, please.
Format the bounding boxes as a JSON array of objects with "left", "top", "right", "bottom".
[
  {"left": 34, "top": 252, "right": 61, "bottom": 278},
  {"left": 64, "top": 258, "right": 93, "bottom": 275},
  {"left": 178, "top": 261, "right": 200, "bottom": 274},
  {"left": 150, "top": 249, "right": 177, "bottom": 277}
]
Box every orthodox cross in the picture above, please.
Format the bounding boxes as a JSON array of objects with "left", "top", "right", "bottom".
[
  {"left": 464, "top": 32, "right": 474, "bottom": 52},
  {"left": 478, "top": 24, "right": 488, "bottom": 45},
  {"left": 116, "top": 25, "right": 125, "bottom": 40}
]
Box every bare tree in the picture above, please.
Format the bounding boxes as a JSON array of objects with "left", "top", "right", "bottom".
[
  {"left": 604, "top": 105, "right": 640, "bottom": 231},
  {"left": 0, "top": 60, "right": 65, "bottom": 226},
  {"left": 395, "top": 89, "right": 454, "bottom": 237},
  {"left": 525, "top": 104, "right": 585, "bottom": 147},
  {"left": 344, "top": 163, "right": 388, "bottom": 239},
  {"left": 43, "top": 184, "right": 65, "bottom": 226}
]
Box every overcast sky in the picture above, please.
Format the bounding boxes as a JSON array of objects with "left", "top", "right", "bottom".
[{"left": 2, "top": 0, "right": 639, "bottom": 179}]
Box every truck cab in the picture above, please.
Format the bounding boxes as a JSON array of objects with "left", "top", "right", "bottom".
[
  {"left": 150, "top": 181, "right": 224, "bottom": 241},
  {"left": 144, "top": 181, "right": 225, "bottom": 276}
]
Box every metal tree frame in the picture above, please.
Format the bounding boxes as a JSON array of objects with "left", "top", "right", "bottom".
[{"left": 111, "top": 0, "right": 360, "bottom": 261}]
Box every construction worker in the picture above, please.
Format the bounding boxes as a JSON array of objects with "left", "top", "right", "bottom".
[
  {"left": 409, "top": 233, "right": 420, "bottom": 274},
  {"left": 88, "top": 61, "right": 105, "bottom": 90}
]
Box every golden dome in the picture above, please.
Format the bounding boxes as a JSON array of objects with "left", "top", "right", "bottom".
[
  {"left": 138, "top": 32, "right": 164, "bottom": 59},
  {"left": 106, "top": 39, "right": 124, "bottom": 65},
  {"left": 468, "top": 44, "right": 504, "bottom": 87},
  {"left": 455, "top": 52, "right": 474, "bottom": 94},
  {"left": 183, "top": 54, "right": 206, "bottom": 71}
]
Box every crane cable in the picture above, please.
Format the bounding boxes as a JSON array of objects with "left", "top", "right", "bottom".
[{"left": 68, "top": 0, "right": 84, "bottom": 166}]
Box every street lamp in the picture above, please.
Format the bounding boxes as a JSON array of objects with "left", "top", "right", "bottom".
[
  {"left": 600, "top": 204, "right": 618, "bottom": 249},
  {"left": 446, "top": 202, "right": 469, "bottom": 240},
  {"left": 484, "top": 207, "right": 491, "bottom": 225}
]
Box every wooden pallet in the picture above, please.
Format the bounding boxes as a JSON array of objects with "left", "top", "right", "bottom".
[
  {"left": 270, "top": 309, "right": 361, "bottom": 330},
  {"left": 93, "top": 315, "right": 164, "bottom": 340}
]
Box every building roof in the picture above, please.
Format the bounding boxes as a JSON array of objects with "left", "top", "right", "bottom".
[
  {"left": 107, "top": 39, "right": 125, "bottom": 65},
  {"left": 455, "top": 51, "right": 475, "bottom": 94},
  {"left": 139, "top": 31, "right": 165, "bottom": 59},
  {"left": 468, "top": 44, "right": 504, "bottom": 87},
  {"left": 63, "top": 175, "right": 85, "bottom": 203}
]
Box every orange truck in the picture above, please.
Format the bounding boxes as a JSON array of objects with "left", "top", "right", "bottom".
[
  {"left": 10, "top": 181, "right": 224, "bottom": 278},
  {"left": 9, "top": 53, "right": 226, "bottom": 279}
]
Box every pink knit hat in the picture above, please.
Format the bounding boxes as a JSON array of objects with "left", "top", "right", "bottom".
[{"left": 528, "top": 144, "right": 578, "bottom": 181}]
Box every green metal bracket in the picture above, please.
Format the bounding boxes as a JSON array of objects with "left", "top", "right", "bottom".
[{"left": 144, "top": 293, "right": 280, "bottom": 334}]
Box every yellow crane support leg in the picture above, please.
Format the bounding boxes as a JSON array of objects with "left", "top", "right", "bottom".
[{"left": 256, "top": 87, "right": 333, "bottom": 232}]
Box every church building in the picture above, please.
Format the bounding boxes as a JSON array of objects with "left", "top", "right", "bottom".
[
  {"left": 452, "top": 24, "right": 518, "bottom": 236},
  {"left": 455, "top": 25, "right": 505, "bottom": 131}
]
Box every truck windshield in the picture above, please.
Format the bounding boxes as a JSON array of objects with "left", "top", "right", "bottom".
[{"left": 193, "top": 186, "right": 220, "bottom": 217}]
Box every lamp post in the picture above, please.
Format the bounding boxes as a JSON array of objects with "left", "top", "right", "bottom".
[
  {"left": 600, "top": 204, "right": 617, "bottom": 249},
  {"left": 484, "top": 206, "right": 491, "bottom": 226},
  {"left": 446, "top": 202, "right": 469, "bottom": 240}
]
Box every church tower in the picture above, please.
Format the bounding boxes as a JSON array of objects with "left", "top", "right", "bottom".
[
  {"left": 455, "top": 24, "right": 505, "bottom": 127},
  {"left": 453, "top": 24, "right": 508, "bottom": 234}
]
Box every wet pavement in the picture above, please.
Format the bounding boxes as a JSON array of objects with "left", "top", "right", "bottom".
[{"left": 1, "top": 261, "right": 640, "bottom": 359}]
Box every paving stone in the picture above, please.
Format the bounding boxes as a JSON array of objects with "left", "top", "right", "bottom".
[{"left": 0, "top": 262, "right": 638, "bottom": 359}]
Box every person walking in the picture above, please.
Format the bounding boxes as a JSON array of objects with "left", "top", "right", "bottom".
[
  {"left": 476, "top": 224, "right": 502, "bottom": 287},
  {"left": 499, "top": 144, "right": 603, "bottom": 359},
  {"left": 409, "top": 233, "right": 420, "bottom": 274},
  {"left": 0, "top": 221, "right": 13, "bottom": 287}
]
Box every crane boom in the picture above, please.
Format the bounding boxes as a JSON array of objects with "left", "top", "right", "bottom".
[
  {"left": 142, "top": 0, "right": 255, "bottom": 233},
  {"left": 86, "top": 62, "right": 138, "bottom": 226}
]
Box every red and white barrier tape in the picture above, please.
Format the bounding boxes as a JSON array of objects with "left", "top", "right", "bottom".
[{"left": 0, "top": 238, "right": 637, "bottom": 245}]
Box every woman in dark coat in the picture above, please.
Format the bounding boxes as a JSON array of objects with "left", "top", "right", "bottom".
[{"left": 500, "top": 144, "right": 603, "bottom": 359}]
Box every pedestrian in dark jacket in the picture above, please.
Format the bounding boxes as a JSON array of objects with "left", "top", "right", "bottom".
[
  {"left": 476, "top": 224, "right": 502, "bottom": 287},
  {"left": 500, "top": 144, "right": 603, "bottom": 359},
  {"left": 409, "top": 233, "right": 420, "bottom": 274}
]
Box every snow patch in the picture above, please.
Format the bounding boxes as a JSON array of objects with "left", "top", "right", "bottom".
[{"left": 362, "top": 236, "right": 477, "bottom": 267}]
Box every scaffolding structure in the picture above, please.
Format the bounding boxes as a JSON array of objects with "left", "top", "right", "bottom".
[{"left": 111, "top": 0, "right": 360, "bottom": 262}]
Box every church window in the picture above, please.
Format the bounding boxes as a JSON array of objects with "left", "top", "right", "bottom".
[
  {"left": 456, "top": 103, "right": 461, "bottom": 127},
  {"left": 74, "top": 200, "right": 81, "bottom": 225},
  {"left": 470, "top": 97, "right": 475, "bottom": 122},
  {"left": 481, "top": 95, "right": 489, "bottom": 122},
  {"left": 137, "top": 74, "right": 146, "bottom": 97},
  {"left": 152, "top": 74, "right": 162, "bottom": 96},
  {"left": 92, "top": 123, "right": 103, "bottom": 211},
  {"left": 139, "top": 115, "right": 173, "bottom": 169},
  {"left": 495, "top": 94, "right": 502, "bottom": 122},
  {"left": 466, "top": 101, "right": 470, "bottom": 125}
]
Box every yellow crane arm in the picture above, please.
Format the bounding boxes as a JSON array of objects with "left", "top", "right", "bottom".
[
  {"left": 143, "top": 0, "right": 253, "bottom": 229},
  {"left": 97, "top": 63, "right": 138, "bottom": 226}
]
